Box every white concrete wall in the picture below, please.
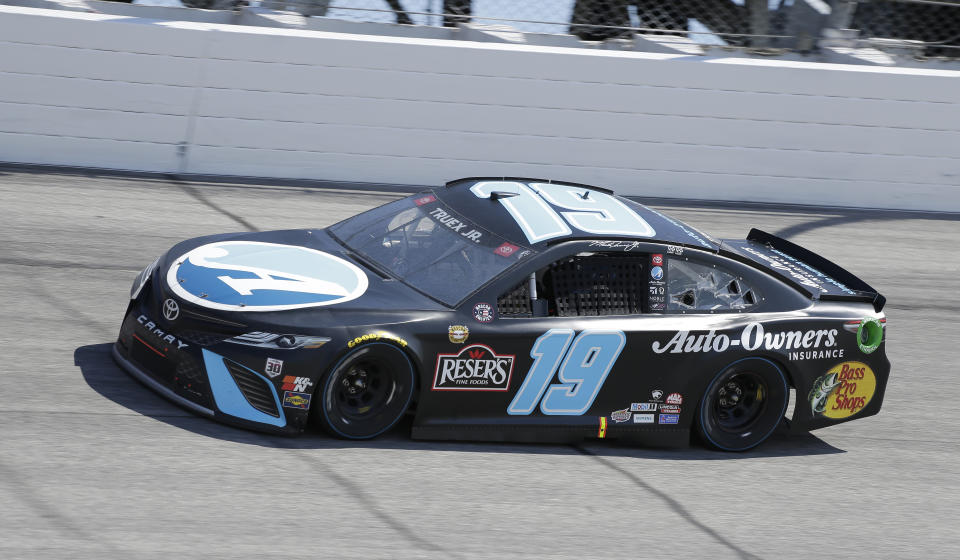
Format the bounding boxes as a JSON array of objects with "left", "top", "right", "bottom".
[{"left": 2, "top": 5, "right": 959, "bottom": 211}]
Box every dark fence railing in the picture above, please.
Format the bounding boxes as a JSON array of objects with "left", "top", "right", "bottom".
[{"left": 88, "top": 0, "right": 960, "bottom": 58}]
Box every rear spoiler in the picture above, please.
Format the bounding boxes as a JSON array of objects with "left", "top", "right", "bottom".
[{"left": 741, "top": 229, "right": 886, "bottom": 312}]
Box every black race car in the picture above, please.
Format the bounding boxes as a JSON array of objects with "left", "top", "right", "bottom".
[{"left": 114, "top": 177, "right": 889, "bottom": 451}]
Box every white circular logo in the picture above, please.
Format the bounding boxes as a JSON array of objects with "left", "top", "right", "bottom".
[
  {"left": 166, "top": 241, "right": 369, "bottom": 312},
  {"left": 163, "top": 298, "right": 180, "bottom": 321}
]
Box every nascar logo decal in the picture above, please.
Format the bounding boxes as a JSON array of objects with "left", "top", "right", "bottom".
[{"left": 166, "top": 241, "right": 368, "bottom": 312}]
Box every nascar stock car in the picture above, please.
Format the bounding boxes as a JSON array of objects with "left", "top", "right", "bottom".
[{"left": 114, "top": 177, "right": 889, "bottom": 451}]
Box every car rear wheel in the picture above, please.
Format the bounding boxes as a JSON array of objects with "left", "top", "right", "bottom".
[
  {"left": 697, "top": 358, "right": 788, "bottom": 452},
  {"left": 315, "top": 343, "right": 415, "bottom": 439}
]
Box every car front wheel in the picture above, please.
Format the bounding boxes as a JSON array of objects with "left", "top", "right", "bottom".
[
  {"left": 315, "top": 343, "right": 415, "bottom": 439},
  {"left": 697, "top": 357, "right": 788, "bottom": 452}
]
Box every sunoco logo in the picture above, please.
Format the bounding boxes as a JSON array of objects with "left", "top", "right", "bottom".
[
  {"left": 652, "top": 322, "right": 838, "bottom": 354},
  {"left": 432, "top": 344, "right": 515, "bottom": 391}
]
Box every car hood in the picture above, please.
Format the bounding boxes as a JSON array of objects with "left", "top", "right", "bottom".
[{"left": 154, "top": 228, "right": 448, "bottom": 330}]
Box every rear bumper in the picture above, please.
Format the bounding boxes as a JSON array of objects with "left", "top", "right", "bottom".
[{"left": 787, "top": 350, "right": 890, "bottom": 433}]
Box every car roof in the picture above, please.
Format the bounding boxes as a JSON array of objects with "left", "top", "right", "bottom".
[{"left": 436, "top": 177, "right": 720, "bottom": 251}]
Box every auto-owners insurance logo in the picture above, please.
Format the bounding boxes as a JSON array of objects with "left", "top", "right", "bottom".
[{"left": 166, "top": 241, "right": 368, "bottom": 312}]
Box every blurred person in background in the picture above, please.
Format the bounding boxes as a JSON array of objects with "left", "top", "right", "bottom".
[
  {"left": 387, "top": 0, "right": 471, "bottom": 26},
  {"left": 442, "top": 0, "right": 471, "bottom": 26},
  {"left": 569, "top": 0, "right": 631, "bottom": 40},
  {"left": 385, "top": 0, "right": 415, "bottom": 24},
  {"left": 181, "top": 0, "right": 247, "bottom": 7},
  {"left": 570, "top": 0, "right": 751, "bottom": 44}
]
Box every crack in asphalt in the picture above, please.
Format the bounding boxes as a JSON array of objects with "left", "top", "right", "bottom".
[
  {"left": 772, "top": 211, "right": 958, "bottom": 244},
  {"left": 773, "top": 215, "right": 865, "bottom": 241},
  {"left": 0, "top": 410, "right": 194, "bottom": 418},
  {"left": 822, "top": 434, "right": 960, "bottom": 446},
  {"left": 167, "top": 174, "right": 259, "bottom": 232},
  {"left": 0, "top": 256, "right": 141, "bottom": 272},
  {"left": 315, "top": 466, "right": 446, "bottom": 554},
  {"left": 572, "top": 445, "right": 763, "bottom": 560},
  {"left": 26, "top": 281, "right": 117, "bottom": 340},
  {"left": 0, "top": 457, "right": 125, "bottom": 555},
  {"left": 885, "top": 302, "right": 960, "bottom": 312},
  {"left": 283, "top": 447, "right": 460, "bottom": 558}
]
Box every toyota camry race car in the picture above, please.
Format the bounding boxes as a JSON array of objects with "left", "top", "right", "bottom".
[{"left": 114, "top": 177, "right": 889, "bottom": 451}]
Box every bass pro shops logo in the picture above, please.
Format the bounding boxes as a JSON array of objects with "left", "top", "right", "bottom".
[
  {"left": 652, "top": 322, "right": 839, "bottom": 360},
  {"left": 809, "top": 361, "right": 877, "bottom": 419},
  {"left": 432, "top": 344, "right": 515, "bottom": 391}
]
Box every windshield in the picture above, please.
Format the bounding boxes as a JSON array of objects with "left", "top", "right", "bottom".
[{"left": 329, "top": 194, "right": 532, "bottom": 306}]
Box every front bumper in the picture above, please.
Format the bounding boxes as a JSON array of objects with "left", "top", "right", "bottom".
[
  {"left": 112, "top": 343, "right": 215, "bottom": 419},
  {"left": 113, "top": 302, "right": 310, "bottom": 435}
]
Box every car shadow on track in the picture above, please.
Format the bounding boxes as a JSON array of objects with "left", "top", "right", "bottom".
[{"left": 77, "top": 343, "right": 844, "bottom": 459}]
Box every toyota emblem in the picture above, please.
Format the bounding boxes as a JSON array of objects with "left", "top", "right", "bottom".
[{"left": 163, "top": 298, "right": 180, "bottom": 321}]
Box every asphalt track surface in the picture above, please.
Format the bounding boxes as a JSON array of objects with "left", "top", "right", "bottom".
[{"left": 1, "top": 167, "right": 958, "bottom": 559}]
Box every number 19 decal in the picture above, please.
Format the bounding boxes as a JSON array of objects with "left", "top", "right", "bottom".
[
  {"left": 508, "top": 329, "right": 626, "bottom": 416},
  {"left": 471, "top": 181, "right": 655, "bottom": 244}
]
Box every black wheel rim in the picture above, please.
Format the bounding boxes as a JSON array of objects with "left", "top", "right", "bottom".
[
  {"left": 712, "top": 371, "right": 767, "bottom": 432},
  {"left": 333, "top": 358, "right": 395, "bottom": 420}
]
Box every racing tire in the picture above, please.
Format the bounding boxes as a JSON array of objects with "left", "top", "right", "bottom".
[
  {"left": 697, "top": 357, "right": 788, "bottom": 452},
  {"left": 315, "top": 343, "right": 415, "bottom": 440}
]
